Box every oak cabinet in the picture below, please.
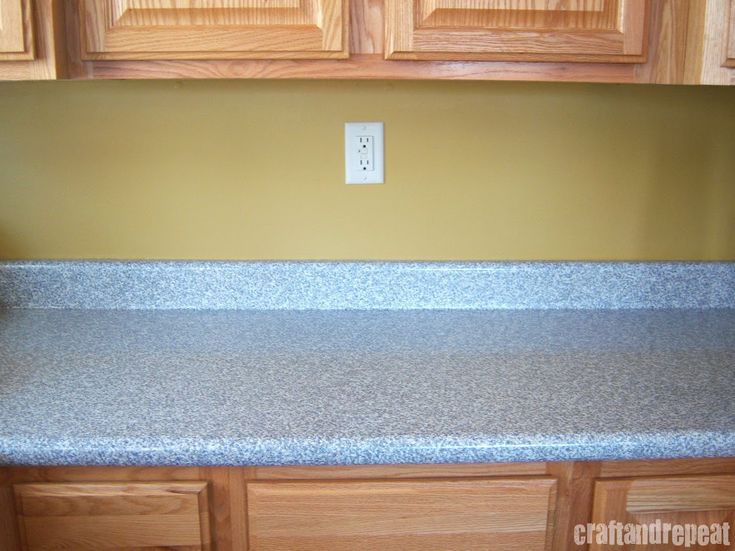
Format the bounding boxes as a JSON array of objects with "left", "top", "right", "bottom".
[
  {"left": 385, "top": 0, "right": 649, "bottom": 62},
  {"left": 0, "top": 0, "right": 733, "bottom": 83},
  {"left": 247, "top": 477, "right": 558, "bottom": 551},
  {"left": 0, "top": 0, "right": 65, "bottom": 80},
  {"left": 590, "top": 475, "right": 735, "bottom": 550},
  {"left": 78, "top": 0, "right": 349, "bottom": 60},
  {"left": 690, "top": 0, "right": 735, "bottom": 84},
  {"left": 726, "top": 0, "right": 735, "bottom": 67},
  {"left": 13, "top": 481, "right": 212, "bottom": 550},
  {"left": 2, "top": 460, "right": 735, "bottom": 551},
  {"left": 0, "top": 0, "right": 33, "bottom": 60}
]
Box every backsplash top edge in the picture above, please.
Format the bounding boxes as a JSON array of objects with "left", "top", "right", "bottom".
[{"left": 0, "top": 261, "right": 732, "bottom": 311}]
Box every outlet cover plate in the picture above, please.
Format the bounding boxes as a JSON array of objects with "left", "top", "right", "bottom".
[{"left": 345, "top": 122, "right": 384, "bottom": 184}]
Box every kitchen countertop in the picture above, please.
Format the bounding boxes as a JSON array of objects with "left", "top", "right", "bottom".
[{"left": 1, "top": 305, "right": 733, "bottom": 466}]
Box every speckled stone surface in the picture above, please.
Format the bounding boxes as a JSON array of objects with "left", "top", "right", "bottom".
[
  {"left": 0, "top": 307, "right": 733, "bottom": 466},
  {"left": 1, "top": 261, "right": 734, "bottom": 310}
]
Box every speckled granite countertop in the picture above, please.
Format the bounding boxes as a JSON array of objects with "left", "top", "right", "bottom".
[{"left": 0, "top": 262, "right": 733, "bottom": 466}]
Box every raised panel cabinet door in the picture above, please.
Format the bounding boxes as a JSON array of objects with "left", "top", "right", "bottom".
[
  {"left": 248, "top": 477, "right": 558, "bottom": 551},
  {"left": 0, "top": 0, "right": 34, "bottom": 60},
  {"left": 13, "top": 481, "right": 212, "bottom": 550},
  {"left": 385, "top": 0, "right": 649, "bottom": 62},
  {"left": 590, "top": 475, "right": 735, "bottom": 550},
  {"left": 79, "top": 0, "right": 349, "bottom": 60}
]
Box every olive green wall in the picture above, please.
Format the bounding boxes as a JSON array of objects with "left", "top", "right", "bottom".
[{"left": 0, "top": 80, "right": 733, "bottom": 260}]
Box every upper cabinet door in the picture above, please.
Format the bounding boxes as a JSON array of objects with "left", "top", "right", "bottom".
[
  {"left": 0, "top": 0, "right": 34, "bottom": 60},
  {"left": 80, "top": 0, "right": 349, "bottom": 60},
  {"left": 385, "top": 0, "right": 649, "bottom": 62}
]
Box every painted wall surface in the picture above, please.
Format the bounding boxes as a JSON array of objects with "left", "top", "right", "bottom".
[{"left": 0, "top": 80, "right": 733, "bottom": 260}]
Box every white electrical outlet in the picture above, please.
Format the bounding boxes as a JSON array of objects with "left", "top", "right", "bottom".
[{"left": 345, "top": 122, "right": 384, "bottom": 184}]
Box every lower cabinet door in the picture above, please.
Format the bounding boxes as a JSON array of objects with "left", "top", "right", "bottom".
[
  {"left": 13, "top": 481, "right": 211, "bottom": 550},
  {"left": 590, "top": 475, "right": 735, "bottom": 550},
  {"left": 247, "top": 477, "right": 557, "bottom": 551}
]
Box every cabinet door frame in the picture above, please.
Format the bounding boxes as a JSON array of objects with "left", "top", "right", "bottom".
[
  {"left": 385, "top": 0, "right": 649, "bottom": 63},
  {"left": 79, "top": 0, "right": 349, "bottom": 60}
]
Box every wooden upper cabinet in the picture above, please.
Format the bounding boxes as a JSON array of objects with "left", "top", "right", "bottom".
[
  {"left": 591, "top": 475, "right": 735, "bottom": 551},
  {"left": 385, "top": 0, "right": 649, "bottom": 62},
  {"left": 692, "top": 0, "right": 735, "bottom": 84},
  {"left": 79, "top": 0, "right": 349, "bottom": 60},
  {"left": 0, "top": 1, "right": 64, "bottom": 80},
  {"left": 0, "top": 0, "right": 34, "bottom": 60}
]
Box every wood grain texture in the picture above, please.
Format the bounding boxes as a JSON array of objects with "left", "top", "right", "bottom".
[
  {"left": 2, "top": 459, "right": 735, "bottom": 550},
  {"left": 349, "top": 0, "right": 381, "bottom": 54},
  {"left": 198, "top": 467, "right": 248, "bottom": 551},
  {"left": 79, "top": 0, "right": 348, "bottom": 60},
  {"left": 696, "top": 0, "right": 735, "bottom": 83},
  {"left": 65, "top": 52, "right": 640, "bottom": 81},
  {"left": 250, "top": 462, "right": 548, "bottom": 480},
  {"left": 0, "top": 0, "right": 65, "bottom": 80},
  {"left": 624, "top": 475, "right": 735, "bottom": 513},
  {"left": 0, "top": 469, "right": 22, "bottom": 551},
  {"left": 63, "top": 0, "right": 727, "bottom": 83},
  {"left": 599, "top": 458, "right": 735, "bottom": 478},
  {"left": 4, "top": 465, "right": 208, "bottom": 483},
  {"left": 547, "top": 461, "right": 601, "bottom": 551},
  {"left": 418, "top": 0, "right": 614, "bottom": 29},
  {"left": 385, "top": 0, "right": 649, "bottom": 62},
  {"left": 14, "top": 481, "right": 212, "bottom": 550},
  {"left": 590, "top": 475, "right": 735, "bottom": 551},
  {"left": 3, "top": 0, "right": 734, "bottom": 83},
  {"left": 0, "top": 0, "right": 34, "bottom": 59},
  {"left": 682, "top": 0, "right": 708, "bottom": 83},
  {"left": 247, "top": 477, "right": 558, "bottom": 551},
  {"left": 634, "top": 0, "right": 691, "bottom": 83}
]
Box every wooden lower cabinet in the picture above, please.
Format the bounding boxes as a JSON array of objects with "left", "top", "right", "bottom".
[
  {"left": 13, "top": 481, "right": 212, "bottom": 550},
  {"left": 590, "top": 475, "right": 735, "bottom": 551},
  {"left": 248, "top": 477, "right": 557, "bottom": 551},
  {"left": 1, "top": 459, "right": 734, "bottom": 551}
]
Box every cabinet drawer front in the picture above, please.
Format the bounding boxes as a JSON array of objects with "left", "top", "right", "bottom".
[
  {"left": 591, "top": 475, "right": 735, "bottom": 551},
  {"left": 0, "top": 0, "right": 34, "bottom": 60},
  {"left": 14, "top": 481, "right": 211, "bottom": 550},
  {"left": 80, "top": 0, "right": 348, "bottom": 60},
  {"left": 248, "top": 477, "right": 557, "bottom": 551},
  {"left": 386, "top": 0, "right": 648, "bottom": 62}
]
